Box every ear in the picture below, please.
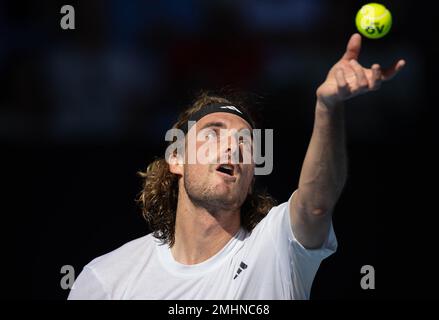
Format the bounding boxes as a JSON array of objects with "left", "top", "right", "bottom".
[{"left": 168, "top": 151, "right": 184, "bottom": 176}]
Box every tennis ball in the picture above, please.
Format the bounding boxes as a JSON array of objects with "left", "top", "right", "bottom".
[{"left": 355, "top": 3, "right": 392, "bottom": 39}]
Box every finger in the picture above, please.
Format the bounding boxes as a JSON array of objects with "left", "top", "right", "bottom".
[
  {"left": 342, "top": 33, "right": 362, "bottom": 61},
  {"left": 370, "top": 64, "right": 382, "bottom": 91},
  {"left": 335, "top": 68, "right": 350, "bottom": 98},
  {"left": 349, "top": 59, "right": 369, "bottom": 92},
  {"left": 382, "top": 59, "right": 406, "bottom": 81}
]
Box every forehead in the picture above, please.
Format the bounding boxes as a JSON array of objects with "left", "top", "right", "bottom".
[{"left": 195, "top": 112, "right": 253, "bottom": 131}]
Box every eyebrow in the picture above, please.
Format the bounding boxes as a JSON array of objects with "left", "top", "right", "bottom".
[
  {"left": 199, "top": 121, "right": 227, "bottom": 131},
  {"left": 200, "top": 121, "right": 252, "bottom": 133}
]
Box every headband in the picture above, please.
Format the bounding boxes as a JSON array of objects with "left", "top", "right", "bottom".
[{"left": 179, "top": 103, "right": 255, "bottom": 135}]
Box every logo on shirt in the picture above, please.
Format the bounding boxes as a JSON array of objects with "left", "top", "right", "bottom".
[{"left": 233, "top": 261, "right": 248, "bottom": 280}]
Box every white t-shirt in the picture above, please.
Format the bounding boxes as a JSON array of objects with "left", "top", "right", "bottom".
[{"left": 68, "top": 194, "right": 337, "bottom": 300}]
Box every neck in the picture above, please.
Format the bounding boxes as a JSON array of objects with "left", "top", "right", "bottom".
[{"left": 171, "top": 186, "right": 241, "bottom": 265}]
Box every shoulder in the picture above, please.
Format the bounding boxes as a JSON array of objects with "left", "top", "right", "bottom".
[
  {"left": 85, "top": 233, "right": 158, "bottom": 276},
  {"left": 252, "top": 200, "right": 290, "bottom": 235},
  {"left": 240, "top": 199, "right": 291, "bottom": 256},
  {"left": 69, "top": 234, "right": 160, "bottom": 299}
]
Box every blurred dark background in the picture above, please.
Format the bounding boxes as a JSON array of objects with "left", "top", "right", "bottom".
[{"left": 2, "top": 0, "right": 436, "bottom": 299}]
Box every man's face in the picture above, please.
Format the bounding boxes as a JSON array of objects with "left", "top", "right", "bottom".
[{"left": 182, "top": 112, "right": 255, "bottom": 212}]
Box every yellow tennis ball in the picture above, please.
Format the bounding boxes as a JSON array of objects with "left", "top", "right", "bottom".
[{"left": 355, "top": 3, "right": 392, "bottom": 39}]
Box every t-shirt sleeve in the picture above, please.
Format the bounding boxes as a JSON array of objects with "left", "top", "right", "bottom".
[
  {"left": 260, "top": 190, "right": 338, "bottom": 299},
  {"left": 67, "top": 266, "right": 110, "bottom": 300}
]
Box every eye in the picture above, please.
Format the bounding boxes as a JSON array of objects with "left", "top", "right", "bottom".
[
  {"left": 239, "top": 136, "right": 252, "bottom": 146},
  {"left": 205, "top": 129, "right": 217, "bottom": 140}
]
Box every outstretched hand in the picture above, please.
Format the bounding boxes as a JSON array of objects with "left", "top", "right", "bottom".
[{"left": 316, "top": 33, "right": 406, "bottom": 108}]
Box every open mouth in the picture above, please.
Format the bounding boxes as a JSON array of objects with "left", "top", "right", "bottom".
[{"left": 216, "top": 164, "right": 235, "bottom": 176}]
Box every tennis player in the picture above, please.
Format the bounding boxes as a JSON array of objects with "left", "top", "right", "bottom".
[{"left": 68, "top": 34, "right": 405, "bottom": 299}]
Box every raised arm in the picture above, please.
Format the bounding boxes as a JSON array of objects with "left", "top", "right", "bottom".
[{"left": 290, "top": 33, "right": 405, "bottom": 249}]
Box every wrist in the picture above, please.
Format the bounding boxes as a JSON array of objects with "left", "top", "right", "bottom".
[{"left": 316, "top": 96, "right": 344, "bottom": 114}]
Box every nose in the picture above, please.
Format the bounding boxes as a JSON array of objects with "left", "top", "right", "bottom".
[{"left": 221, "top": 133, "right": 241, "bottom": 164}]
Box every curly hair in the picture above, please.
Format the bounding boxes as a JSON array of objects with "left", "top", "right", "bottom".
[{"left": 137, "top": 91, "right": 277, "bottom": 246}]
